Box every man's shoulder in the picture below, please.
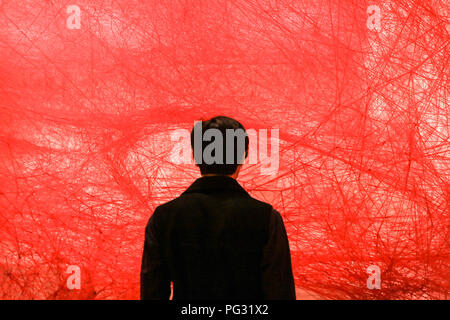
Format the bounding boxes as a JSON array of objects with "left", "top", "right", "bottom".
[
  {"left": 246, "top": 196, "right": 274, "bottom": 212},
  {"left": 152, "top": 196, "right": 185, "bottom": 214},
  {"left": 154, "top": 192, "right": 274, "bottom": 214},
  {"left": 151, "top": 193, "right": 204, "bottom": 219}
]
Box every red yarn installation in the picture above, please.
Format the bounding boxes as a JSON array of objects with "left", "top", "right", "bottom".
[{"left": 0, "top": 0, "right": 448, "bottom": 299}]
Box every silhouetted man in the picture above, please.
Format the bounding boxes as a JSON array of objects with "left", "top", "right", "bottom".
[{"left": 141, "top": 116, "right": 296, "bottom": 299}]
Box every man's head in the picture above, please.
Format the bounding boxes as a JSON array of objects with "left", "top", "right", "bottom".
[{"left": 190, "top": 116, "right": 249, "bottom": 177}]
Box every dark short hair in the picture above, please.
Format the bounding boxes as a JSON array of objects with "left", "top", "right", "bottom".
[{"left": 190, "top": 116, "right": 249, "bottom": 175}]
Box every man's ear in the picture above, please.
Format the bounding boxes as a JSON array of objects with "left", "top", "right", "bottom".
[
  {"left": 192, "top": 151, "right": 201, "bottom": 169},
  {"left": 232, "top": 164, "right": 242, "bottom": 179}
]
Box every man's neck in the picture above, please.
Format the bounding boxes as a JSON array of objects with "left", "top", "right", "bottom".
[{"left": 202, "top": 173, "right": 238, "bottom": 179}]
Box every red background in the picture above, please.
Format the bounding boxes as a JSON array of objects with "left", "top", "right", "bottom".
[{"left": 0, "top": 0, "right": 448, "bottom": 299}]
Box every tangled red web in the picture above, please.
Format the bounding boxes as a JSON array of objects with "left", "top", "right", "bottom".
[{"left": 0, "top": 0, "right": 448, "bottom": 299}]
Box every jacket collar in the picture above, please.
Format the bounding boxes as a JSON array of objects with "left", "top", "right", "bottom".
[{"left": 182, "top": 175, "right": 250, "bottom": 197}]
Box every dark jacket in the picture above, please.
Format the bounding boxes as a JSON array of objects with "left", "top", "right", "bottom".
[{"left": 140, "top": 175, "right": 296, "bottom": 300}]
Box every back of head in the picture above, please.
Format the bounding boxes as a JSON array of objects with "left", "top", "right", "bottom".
[{"left": 190, "top": 116, "right": 249, "bottom": 175}]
